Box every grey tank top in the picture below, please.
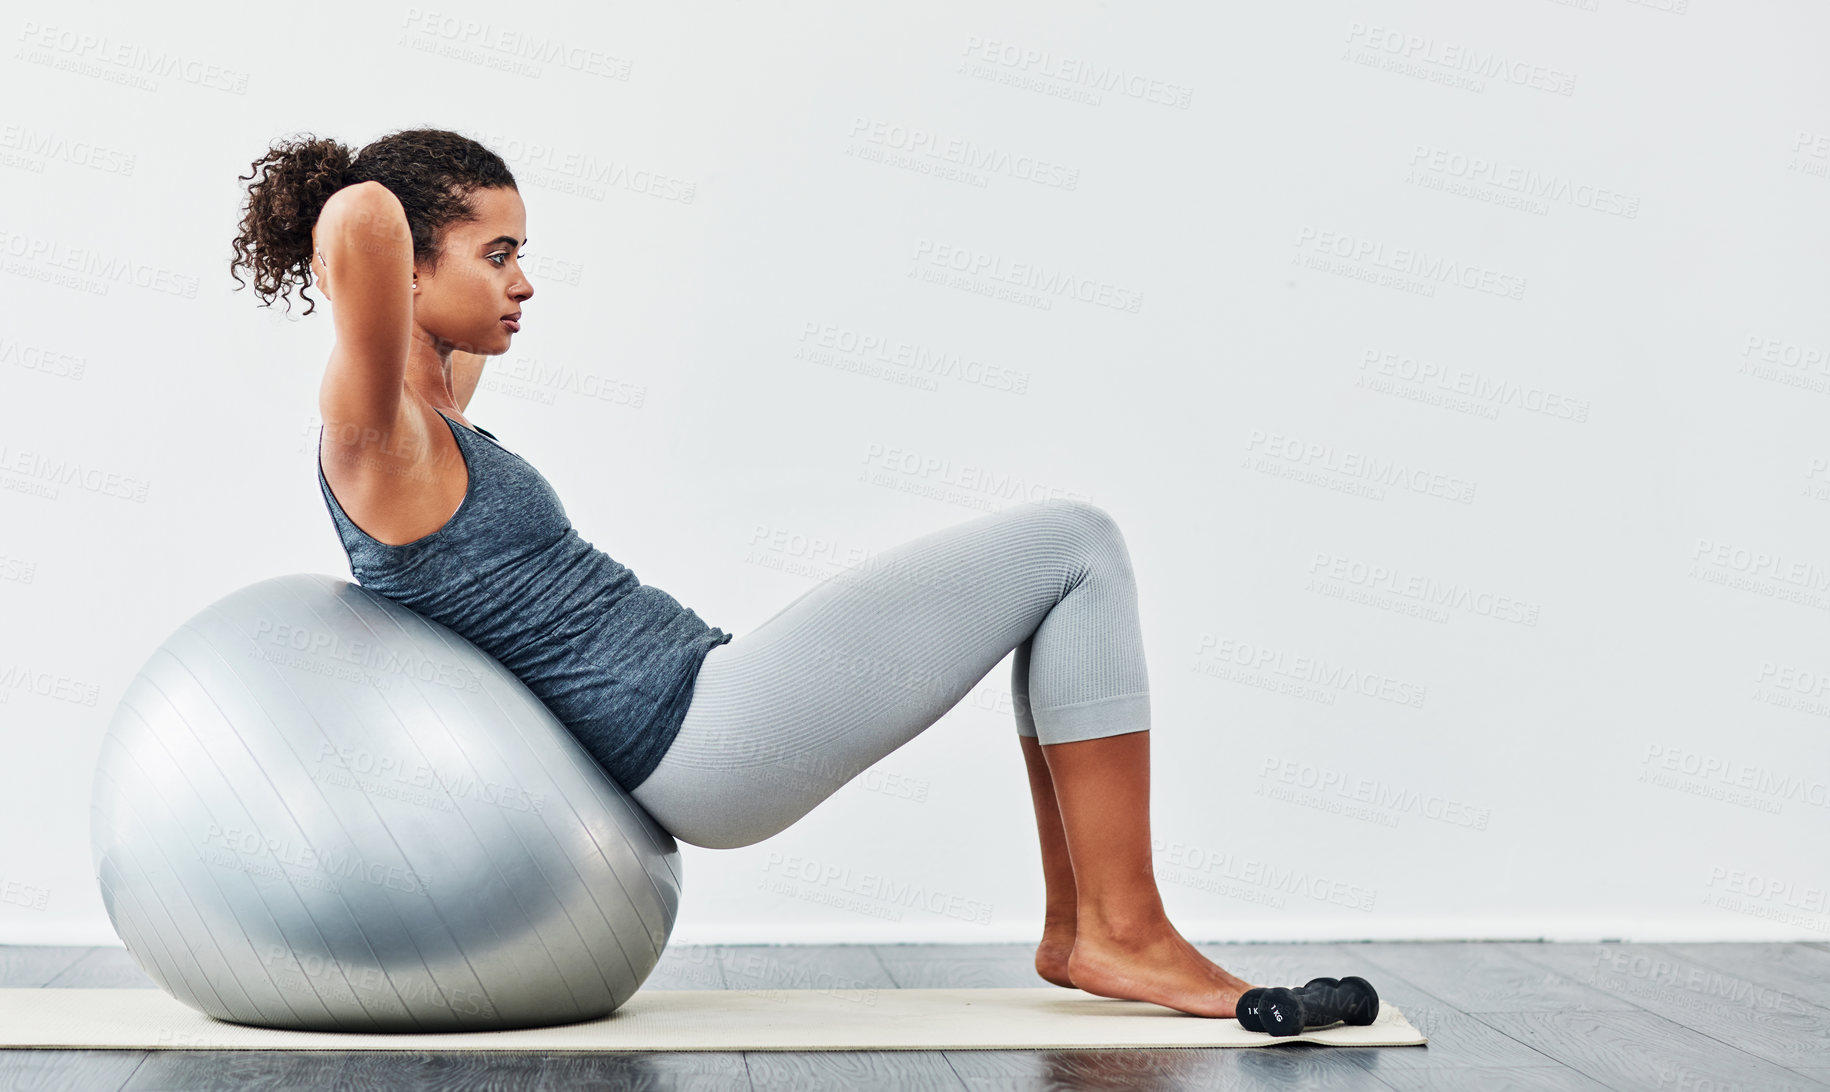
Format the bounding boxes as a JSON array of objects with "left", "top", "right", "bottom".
[{"left": 315, "top": 407, "right": 732, "bottom": 791}]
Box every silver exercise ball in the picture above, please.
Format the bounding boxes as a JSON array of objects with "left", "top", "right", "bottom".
[{"left": 89, "top": 573, "right": 683, "bottom": 1033}]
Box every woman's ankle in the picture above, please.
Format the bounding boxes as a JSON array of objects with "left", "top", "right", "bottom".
[{"left": 1073, "top": 903, "right": 1175, "bottom": 945}]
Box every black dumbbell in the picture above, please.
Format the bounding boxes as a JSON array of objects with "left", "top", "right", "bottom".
[
  {"left": 1244, "top": 976, "right": 1380, "bottom": 1037},
  {"left": 1236, "top": 978, "right": 1337, "bottom": 1032}
]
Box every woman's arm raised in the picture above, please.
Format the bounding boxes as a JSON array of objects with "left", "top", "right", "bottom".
[{"left": 315, "top": 181, "right": 414, "bottom": 441}]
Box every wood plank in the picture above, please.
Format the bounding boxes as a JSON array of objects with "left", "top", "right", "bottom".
[
  {"left": 0, "top": 945, "right": 92, "bottom": 987},
  {"left": 120, "top": 1050, "right": 346, "bottom": 1091},
  {"left": 340, "top": 1049, "right": 753, "bottom": 1090},
  {"left": 1341, "top": 941, "right": 1635, "bottom": 1013},
  {"left": 1361, "top": 1066, "right": 1616, "bottom": 1091},
  {"left": 0, "top": 1050, "right": 148, "bottom": 1092},
  {"left": 27, "top": 939, "right": 1827, "bottom": 1091},
  {"left": 1651, "top": 942, "right": 1830, "bottom": 1009},
  {"left": 945, "top": 1044, "right": 1379, "bottom": 1090},
  {"left": 1474, "top": 1009, "right": 1830, "bottom": 1092},
  {"left": 1300, "top": 943, "right": 1586, "bottom": 1075},
  {"left": 648, "top": 944, "right": 730, "bottom": 990},
  {"left": 746, "top": 1049, "right": 962, "bottom": 1091},
  {"left": 871, "top": 943, "right": 1034, "bottom": 961},
  {"left": 1196, "top": 941, "right": 1395, "bottom": 991},
  {"left": 43, "top": 948, "right": 160, "bottom": 989},
  {"left": 1505, "top": 942, "right": 1830, "bottom": 1071},
  {"left": 872, "top": 954, "right": 1038, "bottom": 988},
  {"left": 869, "top": 942, "right": 1038, "bottom": 990}
]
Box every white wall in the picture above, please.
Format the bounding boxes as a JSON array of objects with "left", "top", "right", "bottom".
[{"left": 3, "top": 0, "right": 1825, "bottom": 948}]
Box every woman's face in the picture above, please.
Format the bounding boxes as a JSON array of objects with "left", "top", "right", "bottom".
[{"left": 413, "top": 185, "right": 534, "bottom": 356}]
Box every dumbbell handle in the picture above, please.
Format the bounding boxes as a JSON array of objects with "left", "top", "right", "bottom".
[
  {"left": 1294, "top": 977, "right": 1379, "bottom": 1028},
  {"left": 1255, "top": 975, "right": 1380, "bottom": 1037}
]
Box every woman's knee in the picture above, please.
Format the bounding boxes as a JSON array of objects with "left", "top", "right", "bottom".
[
  {"left": 1035, "top": 499, "right": 1134, "bottom": 578},
  {"left": 1036, "top": 497, "right": 1124, "bottom": 539}
]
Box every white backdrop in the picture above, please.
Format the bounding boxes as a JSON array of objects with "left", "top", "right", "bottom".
[{"left": 2, "top": 0, "right": 1825, "bottom": 948}]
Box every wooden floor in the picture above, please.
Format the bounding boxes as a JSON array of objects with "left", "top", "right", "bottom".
[{"left": 1, "top": 940, "right": 1826, "bottom": 1090}]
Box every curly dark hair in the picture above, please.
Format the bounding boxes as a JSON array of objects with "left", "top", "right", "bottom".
[{"left": 229, "top": 127, "right": 518, "bottom": 316}]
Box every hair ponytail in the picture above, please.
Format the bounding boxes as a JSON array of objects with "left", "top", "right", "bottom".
[
  {"left": 230, "top": 127, "right": 516, "bottom": 318},
  {"left": 229, "top": 134, "right": 354, "bottom": 316}
]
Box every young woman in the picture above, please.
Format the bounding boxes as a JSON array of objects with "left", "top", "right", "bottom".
[{"left": 231, "top": 128, "right": 1262, "bottom": 1019}]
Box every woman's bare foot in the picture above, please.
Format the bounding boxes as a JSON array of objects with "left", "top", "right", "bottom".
[
  {"left": 1035, "top": 918, "right": 1077, "bottom": 988},
  {"left": 1065, "top": 917, "right": 1258, "bottom": 1018}
]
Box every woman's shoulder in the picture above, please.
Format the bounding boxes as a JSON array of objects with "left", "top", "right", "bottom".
[{"left": 319, "top": 395, "right": 469, "bottom": 547}]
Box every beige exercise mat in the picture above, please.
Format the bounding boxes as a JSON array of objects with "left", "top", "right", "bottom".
[{"left": 0, "top": 988, "right": 1426, "bottom": 1051}]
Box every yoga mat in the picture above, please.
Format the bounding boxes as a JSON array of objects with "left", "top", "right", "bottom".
[{"left": 0, "top": 988, "right": 1426, "bottom": 1051}]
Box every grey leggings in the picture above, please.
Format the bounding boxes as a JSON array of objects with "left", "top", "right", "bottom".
[{"left": 628, "top": 499, "right": 1151, "bottom": 849}]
